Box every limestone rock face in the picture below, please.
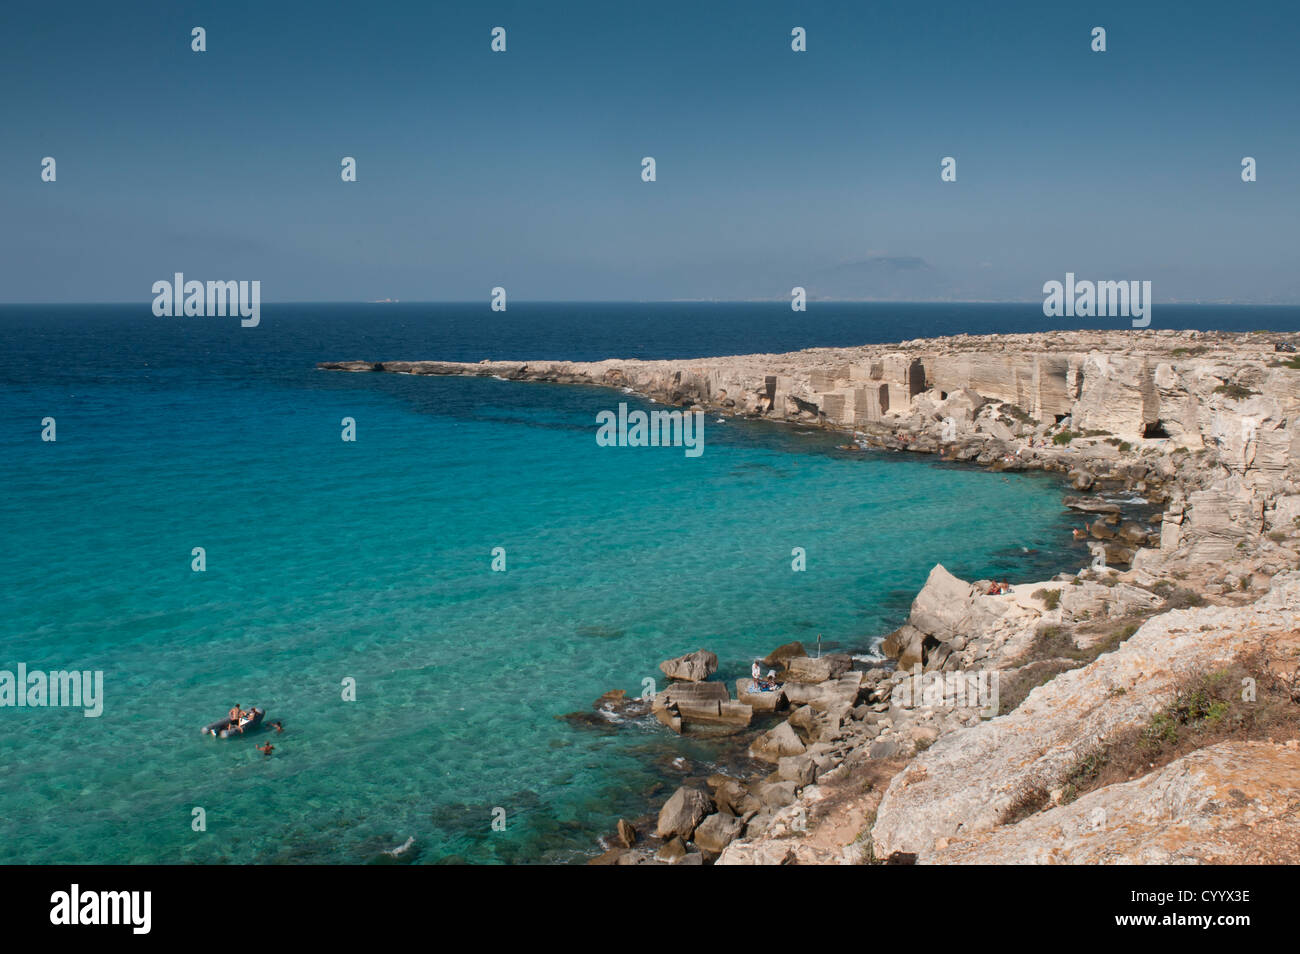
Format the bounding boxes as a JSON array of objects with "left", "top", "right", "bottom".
[
  {"left": 931, "top": 741, "right": 1300, "bottom": 864},
  {"left": 1071, "top": 353, "right": 1155, "bottom": 438},
  {"left": 1173, "top": 485, "right": 1261, "bottom": 562},
  {"left": 871, "top": 573, "right": 1300, "bottom": 861},
  {"left": 659, "top": 649, "right": 718, "bottom": 682},
  {"left": 324, "top": 331, "right": 1300, "bottom": 496},
  {"left": 656, "top": 787, "right": 714, "bottom": 840}
]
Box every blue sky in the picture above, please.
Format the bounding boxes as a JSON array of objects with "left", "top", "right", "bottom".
[{"left": 1, "top": 0, "right": 1296, "bottom": 302}]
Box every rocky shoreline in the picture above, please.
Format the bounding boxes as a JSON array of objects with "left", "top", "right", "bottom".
[{"left": 322, "top": 328, "right": 1300, "bottom": 864}]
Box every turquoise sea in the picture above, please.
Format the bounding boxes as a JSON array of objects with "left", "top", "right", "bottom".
[{"left": 3, "top": 302, "right": 1296, "bottom": 864}]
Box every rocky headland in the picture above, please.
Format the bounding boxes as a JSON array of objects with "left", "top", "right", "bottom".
[{"left": 322, "top": 328, "right": 1300, "bottom": 864}]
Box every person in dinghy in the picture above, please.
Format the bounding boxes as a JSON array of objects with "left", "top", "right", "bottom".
[{"left": 202, "top": 704, "right": 265, "bottom": 738}]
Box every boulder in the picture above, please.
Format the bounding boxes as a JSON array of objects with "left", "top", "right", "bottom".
[
  {"left": 908, "top": 565, "right": 1003, "bottom": 645},
  {"left": 1088, "top": 518, "right": 1115, "bottom": 540},
  {"left": 784, "top": 653, "right": 852, "bottom": 684},
  {"left": 748, "top": 721, "right": 807, "bottom": 762},
  {"left": 937, "top": 388, "right": 985, "bottom": 425},
  {"left": 693, "top": 812, "right": 746, "bottom": 854},
  {"left": 656, "top": 787, "right": 714, "bottom": 840},
  {"left": 655, "top": 836, "right": 687, "bottom": 863},
  {"left": 1118, "top": 521, "right": 1150, "bottom": 545},
  {"left": 757, "top": 780, "right": 800, "bottom": 809},
  {"left": 777, "top": 754, "right": 816, "bottom": 785},
  {"left": 882, "top": 624, "right": 926, "bottom": 669},
  {"left": 735, "top": 678, "right": 788, "bottom": 712},
  {"left": 1068, "top": 468, "right": 1094, "bottom": 491},
  {"left": 761, "top": 641, "right": 807, "bottom": 669},
  {"left": 652, "top": 681, "right": 751, "bottom": 731},
  {"left": 615, "top": 818, "right": 637, "bottom": 848},
  {"left": 659, "top": 649, "right": 718, "bottom": 682},
  {"left": 781, "top": 672, "right": 867, "bottom": 712},
  {"left": 712, "top": 778, "right": 762, "bottom": 816}
]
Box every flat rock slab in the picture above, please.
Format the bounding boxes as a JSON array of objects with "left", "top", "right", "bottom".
[{"left": 735, "top": 678, "right": 788, "bottom": 712}]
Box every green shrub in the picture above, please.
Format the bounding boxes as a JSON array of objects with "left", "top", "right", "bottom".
[
  {"left": 1213, "top": 382, "right": 1258, "bottom": 400},
  {"left": 1164, "top": 587, "right": 1204, "bottom": 608},
  {"left": 1033, "top": 588, "right": 1062, "bottom": 610}
]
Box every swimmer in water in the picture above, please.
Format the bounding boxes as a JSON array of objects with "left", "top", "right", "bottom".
[
  {"left": 256, "top": 742, "right": 273, "bottom": 756},
  {"left": 270, "top": 720, "right": 283, "bottom": 733}
]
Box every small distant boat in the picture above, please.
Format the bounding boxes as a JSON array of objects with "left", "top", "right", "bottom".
[{"left": 202, "top": 706, "right": 264, "bottom": 738}]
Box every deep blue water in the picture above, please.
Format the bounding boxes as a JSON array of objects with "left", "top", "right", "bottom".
[{"left": 1, "top": 302, "right": 1295, "bottom": 864}]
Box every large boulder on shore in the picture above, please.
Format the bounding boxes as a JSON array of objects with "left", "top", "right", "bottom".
[
  {"left": 693, "top": 811, "right": 747, "bottom": 854},
  {"left": 761, "top": 641, "right": 808, "bottom": 669},
  {"left": 749, "top": 721, "right": 807, "bottom": 762},
  {"left": 782, "top": 672, "right": 867, "bottom": 712},
  {"left": 882, "top": 565, "right": 1008, "bottom": 669},
  {"left": 659, "top": 650, "right": 718, "bottom": 682},
  {"left": 652, "top": 681, "right": 751, "bottom": 732},
  {"left": 656, "top": 786, "right": 714, "bottom": 840},
  {"left": 784, "top": 653, "right": 852, "bottom": 684}
]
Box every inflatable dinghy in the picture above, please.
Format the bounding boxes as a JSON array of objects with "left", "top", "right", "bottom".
[{"left": 202, "top": 707, "right": 264, "bottom": 738}]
